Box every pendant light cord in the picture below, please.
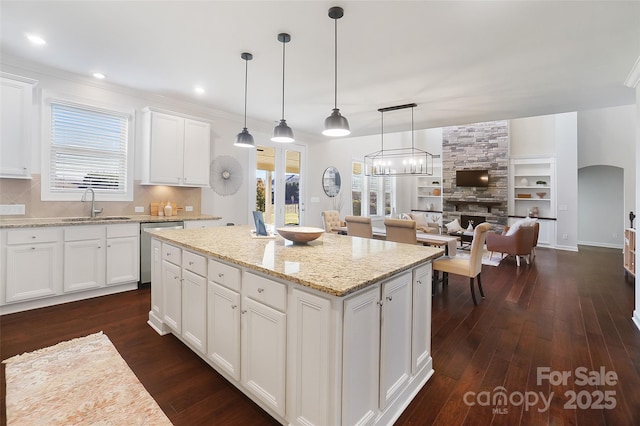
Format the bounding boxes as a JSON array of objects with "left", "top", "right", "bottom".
[
  {"left": 281, "top": 40, "right": 286, "bottom": 120},
  {"left": 243, "top": 58, "right": 248, "bottom": 128},
  {"left": 333, "top": 17, "right": 338, "bottom": 110},
  {"left": 411, "top": 106, "right": 414, "bottom": 149}
]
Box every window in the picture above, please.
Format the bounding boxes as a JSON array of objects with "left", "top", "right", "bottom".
[
  {"left": 42, "top": 99, "right": 133, "bottom": 201},
  {"left": 351, "top": 161, "right": 363, "bottom": 215}
]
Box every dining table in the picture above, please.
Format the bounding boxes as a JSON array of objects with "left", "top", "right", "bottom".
[{"left": 334, "top": 226, "right": 459, "bottom": 256}]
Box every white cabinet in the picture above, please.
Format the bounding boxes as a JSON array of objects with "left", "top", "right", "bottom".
[
  {"left": 149, "top": 238, "right": 164, "bottom": 329},
  {"left": 161, "top": 243, "right": 182, "bottom": 333},
  {"left": 411, "top": 264, "right": 432, "bottom": 373},
  {"left": 64, "top": 226, "right": 105, "bottom": 292},
  {"left": 3, "top": 228, "right": 62, "bottom": 303},
  {"left": 241, "top": 272, "right": 287, "bottom": 418},
  {"left": 342, "top": 285, "right": 380, "bottom": 426},
  {"left": 207, "top": 258, "right": 242, "bottom": 380},
  {"left": 106, "top": 224, "right": 139, "bottom": 285},
  {"left": 379, "top": 272, "right": 413, "bottom": 409},
  {"left": 184, "top": 219, "right": 222, "bottom": 229},
  {"left": 1, "top": 75, "right": 36, "bottom": 178},
  {"left": 64, "top": 224, "right": 139, "bottom": 292},
  {"left": 141, "top": 108, "right": 211, "bottom": 187}
]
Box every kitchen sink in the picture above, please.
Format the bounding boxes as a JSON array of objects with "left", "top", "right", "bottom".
[{"left": 61, "top": 216, "right": 131, "bottom": 222}]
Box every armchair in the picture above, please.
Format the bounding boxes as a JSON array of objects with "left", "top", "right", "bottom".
[{"left": 485, "top": 222, "right": 537, "bottom": 266}]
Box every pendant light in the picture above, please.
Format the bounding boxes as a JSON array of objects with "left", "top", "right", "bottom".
[
  {"left": 234, "top": 52, "right": 255, "bottom": 148},
  {"left": 364, "top": 103, "right": 433, "bottom": 176},
  {"left": 271, "top": 33, "right": 294, "bottom": 143},
  {"left": 323, "top": 6, "right": 350, "bottom": 137}
]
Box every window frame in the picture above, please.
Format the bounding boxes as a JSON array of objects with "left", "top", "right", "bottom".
[{"left": 41, "top": 94, "right": 135, "bottom": 202}]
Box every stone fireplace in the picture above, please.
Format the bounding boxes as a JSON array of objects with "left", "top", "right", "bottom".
[{"left": 441, "top": 120, "right": 509, "bottom": 227}]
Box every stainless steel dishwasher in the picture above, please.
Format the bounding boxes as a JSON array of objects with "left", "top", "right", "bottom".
[{"left": 140, "top": 221, "right": 184, "bottom": 287}]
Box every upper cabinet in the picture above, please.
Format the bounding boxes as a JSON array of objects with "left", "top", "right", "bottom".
[
  {"left": 141, "top": 108, "right": 211, "bottom": 187},
  {"left": 1, "top": 74, "right": 37, "bottom": 179}
]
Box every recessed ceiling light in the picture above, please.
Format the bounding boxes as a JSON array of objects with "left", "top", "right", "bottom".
[
  {"left": 194, "top": 86, "right": 205, "bottom": 95},
  {"left": 25, "top": 33, "right": 46, "bottom": 46},
  {"left": 92, "top": 73, "right": 106, "bottom": 80}
]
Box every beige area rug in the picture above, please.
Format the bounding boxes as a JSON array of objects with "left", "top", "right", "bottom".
[
  {"left": 3, "top": 332, "right": 172, "bottom": 426},
  {"left": 452, "top": 247, "right": 503, "bottom": 267}
]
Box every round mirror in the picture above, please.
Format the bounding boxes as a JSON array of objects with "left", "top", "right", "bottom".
[{"left": 322, "top": 166, "right": 341, "bottom": 197}]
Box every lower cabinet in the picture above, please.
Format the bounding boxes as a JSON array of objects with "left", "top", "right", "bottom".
[
  {"left": 411, "top": 264, "right": 432, "bottom": 373},
  {"left": 4, "top": 227, "right": 63, "bottom": 303},
  {"left": 207, "top": 281, "right": 241, "bottom": 380}
]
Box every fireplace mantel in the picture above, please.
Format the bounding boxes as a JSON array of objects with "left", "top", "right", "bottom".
[{"left": 446, "top": 200, "right": 503, "bottom": 212}]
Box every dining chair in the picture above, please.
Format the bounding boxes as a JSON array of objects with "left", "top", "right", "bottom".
[
  {"left": 384, "top": 218, "right": 417, "bottom": 244},
  {"left": 433, "top": 222, "right": 491, "bottom": 305},
  {"left": 345, "top": 215, "right": 373, "bottom": 238},
  {"left": 321, "top": 210, "right": 342, "bottom": 233}
]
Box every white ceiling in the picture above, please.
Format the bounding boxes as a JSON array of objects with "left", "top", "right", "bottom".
[{"left": 1, "top": 1, "right": 639, "bottom": 140}]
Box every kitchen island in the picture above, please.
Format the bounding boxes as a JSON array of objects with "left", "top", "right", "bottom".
[{"left": 148, "top": 225, "right": 443, "bottom": 426}]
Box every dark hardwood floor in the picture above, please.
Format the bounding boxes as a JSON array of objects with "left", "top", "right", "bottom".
[{"left": 2, "top": 245, "right": 639, "bottom": 425}]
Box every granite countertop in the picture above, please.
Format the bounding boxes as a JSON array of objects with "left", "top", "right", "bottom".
[
  {"left": 0, "top": 214, "right": 222, "bottom": 229},
  {"left": 150, "top": 225, "right": 443, "bottom": 297}
]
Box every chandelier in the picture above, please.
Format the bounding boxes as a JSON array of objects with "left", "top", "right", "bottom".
[{"left": 364, "top": 103, "right": 433, "bottom": 176}]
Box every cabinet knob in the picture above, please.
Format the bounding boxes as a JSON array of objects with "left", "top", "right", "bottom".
[
  {"left": 31, "top": 247, "right": 36, "bottom": 250},
  {"left": 107, "top": 244, "right": 111, "bottom": 248},
  {"left": 417, "top": 280, "right": 422, "bottom": 285},
  {"left": 188, "top": 261, "right": 194, "bottom": 265},
  {"left": 241, "top": 310, "right": 247, "bottom": 314},
  {"left": 174, "top": 276, "right": 179, "bottom": 280},
  {"left": 386, "top": 295, "right": 393, "bottom": 302},
  {"left": 377, "top": 300, "right": 384, "bottom": 307},
  {"left": 166, "top": 252, "right": 171, "bottom": 256},
  {"left": 257, "top": 288, "right": 264, "bottom": 293},
  {"left": 98, "top": 246, "right": 102, "bottom": 249},
  {"left": 218, "top": 273, "right": 224, "bottom": 278},
  {"left": 231, "top": 304, "right": 237, "bottom": 309},
  {"left": 31, "top": 235, "right": 36, "bottom": 239}
]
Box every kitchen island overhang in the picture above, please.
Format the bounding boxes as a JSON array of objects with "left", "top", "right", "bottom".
[{"left": 148, "top": 225, "right": 443, "bottom": 425}]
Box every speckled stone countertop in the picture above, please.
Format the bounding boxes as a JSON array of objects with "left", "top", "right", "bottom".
[
  {"left": 0, "top": 215, "right": 221, "bottom": 229},
  {"left": 150, "top": 225, "right": 444, "bottom": 297}
]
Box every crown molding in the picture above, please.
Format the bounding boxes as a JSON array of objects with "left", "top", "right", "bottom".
[{"left": 624, "top": 55, "right": 640, "bottom": 88}]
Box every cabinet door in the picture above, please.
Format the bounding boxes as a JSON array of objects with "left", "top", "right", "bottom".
[
  {"left": 0, "top": 77, "right": 33, "bottom": 178},
  {"left": 149, "top": 112, "right": 183, "bottom": 184},
  {"left": 287, "top": 288, "right": 333, "bottom": 426},
  {"left": 342, "top": 285, "right": 380, "bottom": 426},
  {"left": 162, "top": 260, "right": 182, "bottom": 333},
  {"left": 379, "top": 272, "right": 413, "bottom": 409},
  {"left": 106, "top": 236, "right": 139, "bottom": 285},
  {"left": 6, "top": 243, "right": 61, "bottom": 302},
  {"left": 64, "top": 239, "right": 105, "bottom": 292},
  {"left": 208, "top": 282, "right": 240, "bottom": 380},
  {"left": 150, "top": 239, "right": 162, "bottom": 318},
  {"left": 412, "top": 264, "right": 432, "bottom": 374},
  {"left": 182, "top": 119, "right": 210, "bottom": 186},
  {"left": 182, "top": 269, "right": 207, "bottom": 353},
  {"left": 241, "top": 297, "right": 286, "bottom": 417}
]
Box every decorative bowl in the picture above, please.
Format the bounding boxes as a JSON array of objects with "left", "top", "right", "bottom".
[
  {"left": 276, "top": 226, "right": 324, "bottom": 243},
  {"left": 536, "top": 192, "right": 546, "bottom": 199}
]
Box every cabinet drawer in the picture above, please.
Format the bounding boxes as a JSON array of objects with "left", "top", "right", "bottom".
[
  {"left": 208, "top": 259, "right": 241, "bottom": 292},
  {"left": 107, "top": 223, "right": 139, "bottom": 238},
  {"left": 183, "top": 250, "right": 206, "bottom": 276},
  {"left": 7, "top": 227, "right": 61, "bottom": 245},
  {"left": 64, "top": 225, "right": 105, "bottom": 242},
  {"left": 162, "top": 243, "right": 181, "bottom": 265},
  {"left": 244, "top": 272, "right": 286, "bottom": 312}
]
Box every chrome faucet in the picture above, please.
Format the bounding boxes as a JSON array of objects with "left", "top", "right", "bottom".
[{"left": 81, "top": 188, "right": 103, "bottom": 218}]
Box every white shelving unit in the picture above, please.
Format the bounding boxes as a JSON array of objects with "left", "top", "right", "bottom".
[
  {"left": 508, "top": 157, "right": 557, "bottom": 247},
  {"left": 414, "top": 163, "right": 443, "bottom": 226}
]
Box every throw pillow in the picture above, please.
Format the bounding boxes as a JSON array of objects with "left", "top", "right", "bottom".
[
  {"left": 445, "top": 218, "right": 463, "bottom": 233},
  {"left": 505, "top": 217, "right": 537, "bottom": 236},
  {"left": 409, "top": 212, "right": 428, "bottom": 228}
]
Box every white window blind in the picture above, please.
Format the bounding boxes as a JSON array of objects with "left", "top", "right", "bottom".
[{"left": 50, "top": 101, "right": 129, "bottom": 194}]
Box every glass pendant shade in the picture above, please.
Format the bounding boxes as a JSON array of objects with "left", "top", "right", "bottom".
[
  {"left": 272, "top": 119, "right": 294, "bottom": 143},
  {"left": 323, "top": 108, "right": 350, "bottom": 136},
  {"left": 234, "top": 128, "right": 255, "bottom": 148}
]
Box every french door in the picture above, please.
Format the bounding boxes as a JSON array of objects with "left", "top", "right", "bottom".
[{"left": 253, "top": 143, "right": 306, "bottom": 229}]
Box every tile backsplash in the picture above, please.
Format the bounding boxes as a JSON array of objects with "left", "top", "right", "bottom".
[{"left": 0, "top": 174, "right": 202, "bottom": 218}]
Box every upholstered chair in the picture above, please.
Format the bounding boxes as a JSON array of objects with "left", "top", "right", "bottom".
[
  {"left": 321, "top": 210, "right": 342, "bottom": 233},
  {"left": 486, "top": 222, "right": 536, "bottom": 266},
  {"left": 433, "top": 222, "right": 491, "bottom": 305},
  {"left": 384, "top": 218, "right": 417, "bottom": 244},
  {"left": 345, "top": 215, "right": 373, "bottom": 238}
]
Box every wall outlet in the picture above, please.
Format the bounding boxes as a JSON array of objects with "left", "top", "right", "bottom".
[
  {"left": 310, "top": 197, "right": 320, "bottom": 203},
  {"left": 185, "top": 206, "right": 193, "bottom": 212},
  {"left": 0, "top": 204, "right": 26, "bottom": 215},
  {"left": 562, "top": 233, "right": 568, "bottom": 240},
  {"left": 135, "top": 206, "right": 144, "bottom": 213}
]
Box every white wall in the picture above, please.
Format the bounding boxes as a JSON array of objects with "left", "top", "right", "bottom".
[
  {"left": 578, "top": 105, "right": 636, "bottom": 222},
  {"left": 510, "top": 114, "right": 556, "bottom": 156},
  {"left": 577, "top": 165, "right": 624, "bottom": 248}
]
